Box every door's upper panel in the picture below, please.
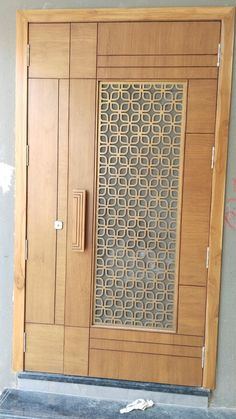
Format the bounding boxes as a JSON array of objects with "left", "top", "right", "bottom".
[
  {"left": 29, "top": 23, "right": 70, "bottom": 78},
  {"left": 98, "top": 22, "right": 221, "bottom": 55}
]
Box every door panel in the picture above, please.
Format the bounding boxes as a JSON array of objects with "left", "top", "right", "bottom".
[
  {"left": 70, "top": 23, "right": 97, "bottom": 78},
  {"left": 186, "top": 80, "right": 218, "bottom": 133},
  {"left": 24, "top": 20, "right": 220, "bottom": 387},
  {"left": 65, "top": 79, "right": 96, "bottom": 327},
  {"left": 179, "top": 134, "right": 214, "bottom": 286},
  {"left": 98, "top": 22, "right": 220, "bottom": 55},
  {"left": 89, "top": 349, "right": 202, "bottom": 386},
  {"left": 177, "top": 286, "right": 206, "bottom": 336},
  {"left": 26, "top": 79, "right": 58, "bottom": 324},
  {"left": 29, "top": 23, "right": 70, "bottom": 78},
  {"left": 25, "top": 324, "right": 64, "bottom": 373}
]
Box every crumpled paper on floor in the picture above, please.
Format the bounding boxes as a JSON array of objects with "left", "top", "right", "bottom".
[{"left": 120, "top": 399, "right": 154, "bottom": 414}]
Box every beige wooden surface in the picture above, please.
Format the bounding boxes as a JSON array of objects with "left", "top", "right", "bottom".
[
  {"left": 186, "top": 80, "right": 218, "bottom": 133},
  {"left": 65, "top": 79, "right": 96, "bottom": 327},
  {"left": 203, "top": 9, "right": 235, "bottom": 388},
  {"left": 98, "top": 22, "right": 220, "bottom": 55},
  {"left": 26, "top": 79, "right": 58, "bottom": 324},
  {"left": 13, "top": 11, "right": 28, "bottom": 371},
  {"left": 70, "top": 23, "right": 97, "bottom": 78},
  {"left": 19, "top": 7, "right": 234, "bottom": 22},
  {"left": 13, "top": 8, "right": 235, "bottom": 390},
  {"left": 179, "top": 134, "right": 214, "bottom": 286},
  {"left": 97, "top": 55, "right": 218, "bottom": 68},
  {"left": 90, "top": 327, "right": 204, "bottom": 347},
  {"left": 25, "top": 323, "right": 64, "bottom": 373},
  {"left": 29, "top": 23, "right": 70, "bottom": 78},
  {"left": 178, "top": 286, "right": 206, "bottom": 336},
  {"left": 64, "top": 327, "right": 89, "bottom": 375},
  {"left": 90, "top": 338, "right": 202, "bottom": 358},
  {"left": 55, "top": 80, "right": 69, "bottom": 325},
  {"left": 89, "top": 349, "right": 202, "bottom": 386},
  {"left": 97, "top": 67, "right": 218, "bottom": 80}
]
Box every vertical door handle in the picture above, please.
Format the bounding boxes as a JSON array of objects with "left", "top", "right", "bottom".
[{"left": 72, "top": 190, "right": 86, "bottom": 252}]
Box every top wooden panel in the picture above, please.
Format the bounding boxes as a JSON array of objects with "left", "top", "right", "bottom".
[
  {"left": 29, "top": 23, "right": 70, "bottom": 78},
  {"left": 70, "top": 23, "right": 97, "bottom": 78},
  {"left": 98, "top": 22, "right": 221, "bottom": 55}
]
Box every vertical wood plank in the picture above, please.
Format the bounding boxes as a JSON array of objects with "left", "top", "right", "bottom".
[
  {"left": 26, "top": 79, "right": 58, "bottom": 324},
  {"left": 55, "top": 80, "right": 69, "bottom": 325},
  {"left": 203, "top": 10, "right": 235, "bottom": 389},
  {"left": 64, "top": 327, "right": 89, "bottom": 375},
  {"left": 70, "top": 23, "right": 97, "bottom": 78},
  {"left": 65, "top": 79, "right": 96, "bottom": 327},
  {"left": 178, "top": 286, "right": 206, "bottom": 336},
  {"left": 13, "top": 11, "right": 28, "bottom": 371}
]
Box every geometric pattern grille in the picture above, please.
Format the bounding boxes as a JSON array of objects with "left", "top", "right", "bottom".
[{"left": 94, "top": 82, "right": 186, "bottom": 330}]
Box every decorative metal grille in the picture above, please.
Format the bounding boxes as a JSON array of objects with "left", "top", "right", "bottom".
[{"left": 94, "top": 82, "right": 186, "bottom": 330}]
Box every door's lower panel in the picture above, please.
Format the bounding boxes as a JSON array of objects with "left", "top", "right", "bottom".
[{"left": 89, "top": 348, "right": 202, "bottom": 386}]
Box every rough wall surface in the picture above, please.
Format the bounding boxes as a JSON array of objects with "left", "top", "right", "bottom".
[{"left": 0, "top": 0, "right": 235, "bottom": 408}]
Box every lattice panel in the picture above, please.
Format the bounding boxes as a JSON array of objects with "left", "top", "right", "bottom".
[{"left": 94, "top": 82, "right": 186, "bottom": 330}]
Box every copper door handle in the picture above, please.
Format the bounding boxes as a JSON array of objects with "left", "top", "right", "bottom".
[{"left": 72, "top": 190, "right": 86, "bottom": 252}]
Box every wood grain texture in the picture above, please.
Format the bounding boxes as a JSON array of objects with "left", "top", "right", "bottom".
[
  {"left": 70, "top": 23, "right": 97, "bottom": 78},
  {"left": 72, "top": 190, "right": 86, "bottom": 252},
  {"left": 28, "top": 23, "right": 70, "bottom": 78},
  {"left": 89, "top": 349, "right": 202, "bottom": 386},
  {"left": 55, "top": 80, "right": 69, "bottom": 325},
  {"left": 186, "top": 80, "right": 218, "bottom": 133},
  {"left": 26, "top": 79, "right": 58, "bottom": 324},
  {"left": 98, "top": 22, "right": 220, "bottom": 55},
  {"left": 19, "top": 7, "right": 234, "bottom": 23},
  {"left": 178, "top": 286, "right": 206, "bottom": 336},
  {"left": 65, "top": 80, "right": 96, "bottom": 327},
  {"left": 179, "top": 134, "right": 214, "bottom": 286},
  {"left": 90, "top": 338, "right": 202, "bottom": 358},
  {"left": 64, "top": 327, "right": 89, "bottom": 375},
  {"left": 25, "top": 323, "right": 64, "bottom": 373},
  {"left": 90, "top": 327, "right": 204, "bottom": 347},
  {"left": 97, "top": 55, "right": 218, "bottom": 68},
  {"left": 97, "top": 67, "right": 217, "bottom": 80},
  {"left": 203, "top": 9, "right": 235, "bottom": 389},
  {"left": 13, "top": 11, "right": 28, "bottom": 371}
]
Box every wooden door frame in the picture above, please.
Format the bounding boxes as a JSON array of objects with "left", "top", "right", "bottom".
[{"left": 13, "top": 7, "right": 235, "bottom": 389}]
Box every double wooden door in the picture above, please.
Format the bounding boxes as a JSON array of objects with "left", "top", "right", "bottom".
[{"left": 24, "top": 20, "right": 220, "bottom": 386}]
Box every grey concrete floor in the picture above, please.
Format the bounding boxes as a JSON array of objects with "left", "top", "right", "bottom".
[{"left": 0, "top": 389, "right": 236, "bottom": 418}]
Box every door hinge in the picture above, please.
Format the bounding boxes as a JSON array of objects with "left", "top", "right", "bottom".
[
  {"left": 211, "top": 146, "right": 215, "bottom": 169},
  {"left": 26, "top": 44, "right": 30, "bottom": 67},
  {"left": 25, "top": 239, "right": 28, "bottom": 261},
  {"left": 202, "top": 346, "right": 205, "bottom": 368},
  {"left": 217, "top": 44, "right": 221, "bottom": 67},
  {"left": 23, "top": 332, "right": 27, "bottom": 353},
  {"left": 206, "top": 246, "right": 210, "bottom": 269},
  {"left": 26, "top": 145, "right": 29, "bottom": 166}
]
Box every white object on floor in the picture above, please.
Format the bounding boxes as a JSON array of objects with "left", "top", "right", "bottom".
[{"left": 120, "top": 399, "right": 154, "bottom": 414}]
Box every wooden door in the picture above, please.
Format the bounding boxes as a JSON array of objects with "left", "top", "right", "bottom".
[{"left": 24, "top": 20, "right": 220, "bottom": 386}]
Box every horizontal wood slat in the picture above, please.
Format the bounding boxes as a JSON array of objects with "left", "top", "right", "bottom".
[
  {"left": 89, "top": 349, "right": 202, "bottom": 386},
  {"left": 90, "top": 327, "right": 204, "bottom": 347},
  {"left": 98, "top": 22, "right": 220, "bottom": 55},
  {"left": 97, "top": 67, "right": 218, "bottom": 79},
  {"left": 90, "top": 338, "right": 202, "bottom": 358},
  {"left": 97, "top": 55, "right": 217, "bottom": 68}
]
